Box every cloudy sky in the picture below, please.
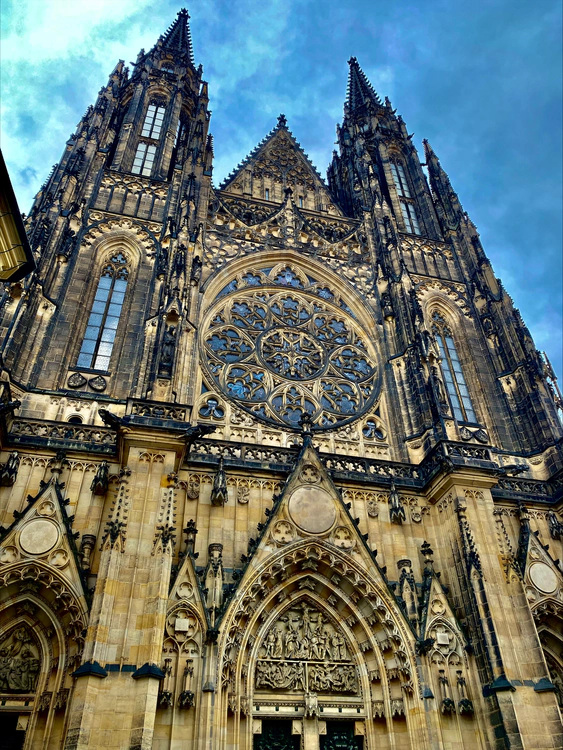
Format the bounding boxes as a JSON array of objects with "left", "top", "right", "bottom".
[{"left": 2, "top": 0, "right": 561, "bottom": 375}]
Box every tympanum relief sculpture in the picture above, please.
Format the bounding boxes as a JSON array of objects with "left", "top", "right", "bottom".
[
  {"left": 254, "top": 602, "right": 357, "bottom": 694},
  {"left": 0, "top": 626, "right": 41, "bottom": 693}
]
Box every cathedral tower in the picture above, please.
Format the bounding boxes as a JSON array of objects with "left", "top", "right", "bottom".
[{"left": 0, "top": 10, "right": 561, "bottom": 750}]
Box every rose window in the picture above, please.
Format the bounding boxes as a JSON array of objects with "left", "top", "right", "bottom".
[{"left": 200, "top": 275, "right": 380, "bottom": 430}]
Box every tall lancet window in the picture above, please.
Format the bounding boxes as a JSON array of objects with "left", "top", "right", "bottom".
[
  {"left": 132, "top": 102, "right": 166, "bottom": 176},
  {"left": 390, "top": 162, "right": 411, "bottom": 198},
  {"left": 77, "top": 253, "right": 129, "bottom": 371},
  {"left": 390, "top": 160, "right": 421, "bottom": 235},
  {"left": 432, "top": 312, "right": 477, "bottom": 423}
]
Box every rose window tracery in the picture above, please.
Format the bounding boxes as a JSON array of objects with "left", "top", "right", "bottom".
[{"left": 200, "top": 267, "right": 380, "bottom": 430}]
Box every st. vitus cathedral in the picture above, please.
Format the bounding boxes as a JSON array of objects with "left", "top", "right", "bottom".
[{"left": 0, "top": 8, "right": 562, "bottom": 750}]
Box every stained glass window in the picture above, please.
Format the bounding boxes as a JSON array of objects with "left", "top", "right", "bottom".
[
  {"left": 201, "top": 276, "right": 380, "bottom": 431},
  {"left": 77, "top": 255, "right": 128, "bottom": 371},
  {"left": 432, "top": 312, "right": 477, "bottom": 423}
]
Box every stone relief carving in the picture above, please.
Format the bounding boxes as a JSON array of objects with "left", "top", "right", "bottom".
[
  {"left": 254, "top": 602, "right": 357, "bottom": 694},
  {"left": 0, "top": 626, "right": 41, "bottom": 693}
]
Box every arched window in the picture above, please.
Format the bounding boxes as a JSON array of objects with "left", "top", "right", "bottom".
[
  {"left": 390, "top": 160, "right": 421, "bottom": 235},
  {"left": 432, "top": 312, "right": 476, "bottom": 423},
  {"left": 77, "top": 253, "right": 129, "bottom": 371}
]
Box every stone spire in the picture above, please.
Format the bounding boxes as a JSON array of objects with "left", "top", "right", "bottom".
[
  {"left": 346, "top": 56, "right": 382, "bottom": 110},
  {"left": 155, "top": 7, "right": 194, "bottom": 64}
]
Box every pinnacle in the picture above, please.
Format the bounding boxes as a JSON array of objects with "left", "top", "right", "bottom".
[
  {"left": 346, "top": 57, "right": 382, "bottom": 110},
  {"left": 159, "top": 8, "right": 194, "bottom": 63},
  {"left": 423, "top": 139, "right": 438, "bottom": 162}
]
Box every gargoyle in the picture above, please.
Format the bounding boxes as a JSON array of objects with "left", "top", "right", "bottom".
[{"left": 98, "top": 409, "right": 122, "bottom": 430}]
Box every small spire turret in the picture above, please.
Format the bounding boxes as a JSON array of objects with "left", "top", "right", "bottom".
[{"left": 423, "top": 139, "right": 463, "bottom": 231}]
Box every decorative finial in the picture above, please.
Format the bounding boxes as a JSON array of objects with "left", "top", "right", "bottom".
[{"left": 277, "top": 113, "right": 287, "bottom": 128}]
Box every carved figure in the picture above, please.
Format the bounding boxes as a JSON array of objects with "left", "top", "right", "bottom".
[
  {"left": 90, "top": 460, "right": 109, "bottom": 495},
  {"left": 0, "top": 451, "right": 20, "bottom": 486},
  {"left": 0, "top": 628, "right": 41, "bottom": 693},
  {"left": 158, "top": 325, "right": 177, "bottom": 377}
]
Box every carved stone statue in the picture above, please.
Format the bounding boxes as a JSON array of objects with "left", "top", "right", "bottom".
[
  {"left": 90, "top": 460, "right": 109, "bottom": 495},
  {"left": 158, "top": 325, "right": 177, "bottom": 377},
  {"left": 211, "top": 458, "right": 228, "bottom": 506},
  {"left": 190, "top": 255, "right": 202, "bottom": 285},
  {"left": 0, "top": 451, "right": 20, "bottom": 487}
]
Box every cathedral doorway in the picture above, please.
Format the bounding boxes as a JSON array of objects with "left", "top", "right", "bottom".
[
  {"left": 0, "top": 713, "right": 26, "bottom": 750},
  {"left": 320, "top": 721, "right": 363, "bottom": 750},
  {"left": 253, "top": 719, "right": 300, "bottom": 750}
]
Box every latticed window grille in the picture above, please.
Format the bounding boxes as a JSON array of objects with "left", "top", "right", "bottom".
[
  {"left": 390, "top": 161, "right": 421, "bottom": 234},
  {"left": 77, "top": 254, "right": 129, "bottom": 371},
  {"left": 141, "top": 104, "right": 166, "bottom": 139},
  {"left": 132, "top": 142, "right": 157, "bottom": 176},
  {"left": 390, "top": 162, "right": 411, "bottom": 198},
  {"left": 432, "top": 312, "right": 477, "bottom": 423},
  {"left": 400, "top": 200, "right": 421, "bottom": 235}
]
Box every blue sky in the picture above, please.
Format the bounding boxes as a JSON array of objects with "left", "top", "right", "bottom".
[{"left": 1, "top": 0, "right": 562, "bottom": 376}]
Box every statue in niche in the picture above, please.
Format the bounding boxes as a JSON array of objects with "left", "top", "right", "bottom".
[
  {"left": 90, "top": 460, "right": 109, "bottom": 495},
  {"left": 158, "top": 325, "right": 177, "bottom": 377},
  {"left": 0, "top": 627, "right": 41, "bottom": 693}
]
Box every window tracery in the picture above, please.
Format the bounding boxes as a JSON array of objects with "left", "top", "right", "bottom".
[
  {"left": 200, "top": 265, "right": 380, "bottom": 430},
  {"left": 431, "top": 311, "right": 476, "bottom": 423},
  {"left": 77, "top": 253, "right": 129, "bottom": 371}
]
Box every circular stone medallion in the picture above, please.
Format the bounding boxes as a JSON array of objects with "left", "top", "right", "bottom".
[
  {"left": 19, "top": 519, "right": 59, "bottom": 555},
  {"left": 288, "top": 486, "right": 336, "bottom": 534},
  {"left": 529, "top": 562, "right": 558, "bottom": 594}
]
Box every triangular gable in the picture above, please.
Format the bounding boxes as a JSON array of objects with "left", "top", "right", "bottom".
[
  {"left": 520, "top": 525, "right": 563, "bottom": 605},
  {"left": 219, "top": 116, "right": 345, "bottom": 217},
  {"left": 232, "top": 439, "right": 390, "bottom": 578},
  {"left": 420, "top": 566, "right": 467, "bottom": 654},
  {"left": 0, "top": 477, "right": 89, "bottom": 609},
  {"left": 165, "top": 535, "right": 207, "bottom": 659}
]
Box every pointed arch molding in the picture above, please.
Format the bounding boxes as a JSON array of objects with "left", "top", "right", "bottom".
[
  {"left": 82, "top": 212, "right": 160, "bottom": 258},
  {"left": 413, "top": 276, "right": 472, "bottom": 318},
  {"left": 218, "top": 539, "right": 420, "bottom": 714}
]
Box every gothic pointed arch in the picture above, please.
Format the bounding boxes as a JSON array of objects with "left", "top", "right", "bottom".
[
  {"left": 213, "top": 445, "right": 427, "bottom": 747},
  {"left": 0, "top": 478, "right": 89, "bottom": 722}
]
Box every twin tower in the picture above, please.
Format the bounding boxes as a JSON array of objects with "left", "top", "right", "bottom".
[{"left": 0, "top": 8, "right": 561, "bottom": 750}]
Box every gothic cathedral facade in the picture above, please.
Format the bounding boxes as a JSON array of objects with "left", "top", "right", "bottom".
[{"left": 0, "top": 9, "right": 562, "bottom": 750}]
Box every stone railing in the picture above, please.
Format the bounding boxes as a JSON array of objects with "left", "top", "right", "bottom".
[
  {"left": 127, "top": 399, "right": 189, "bottom": 422},
  {"left": 9, "top": 418, "right": 116, "bottom": 454}
]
